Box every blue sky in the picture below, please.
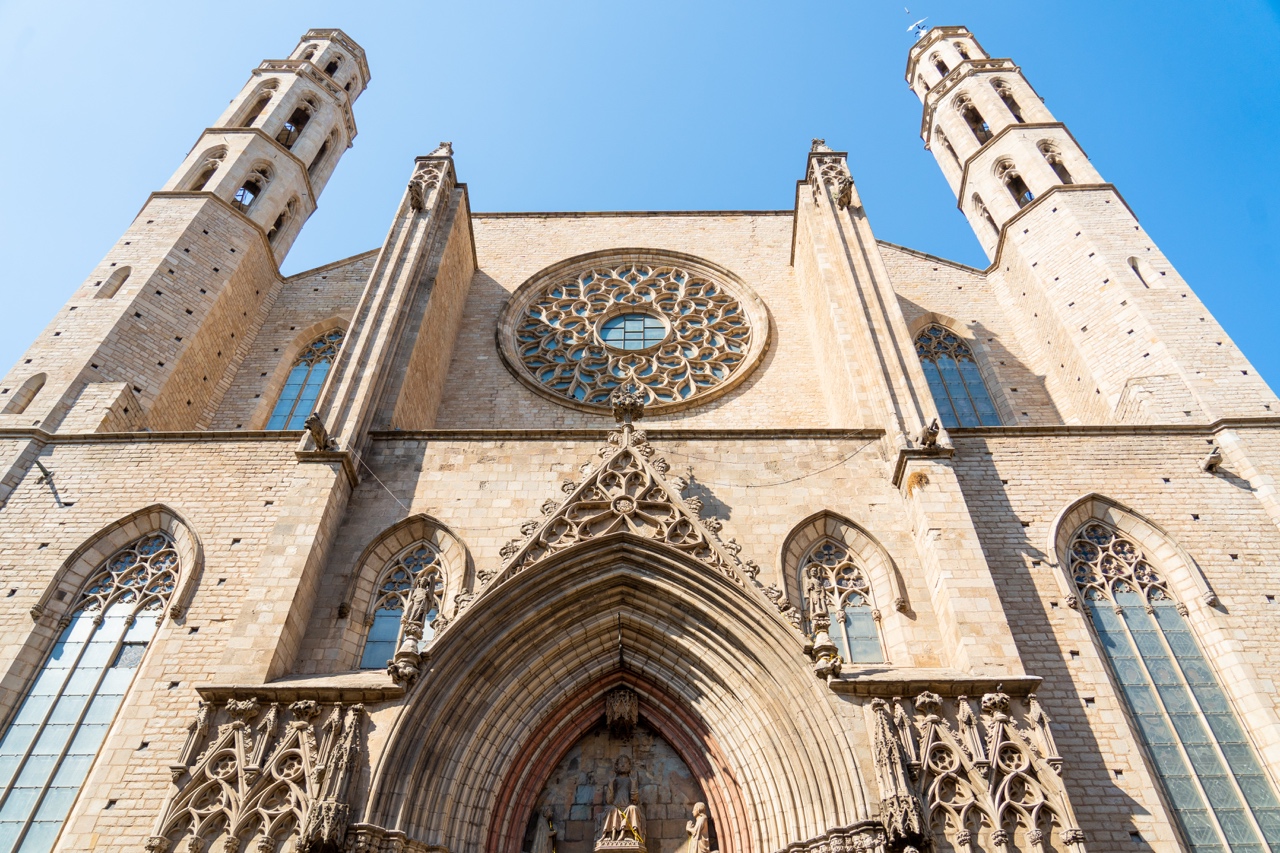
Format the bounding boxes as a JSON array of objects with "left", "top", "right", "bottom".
[{"left": 1, "top": 1, "right": 1277, "bottom": 390}]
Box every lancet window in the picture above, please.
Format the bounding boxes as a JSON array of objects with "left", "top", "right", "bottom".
[
  {"left": 275, "top": 101, "right": 314, "bottom": 150},
  {"left": 266, "top": 329, "right": 344, "bottom": 430},
  {"left": 958, "top": 97, "right": 992, "bottom": 143},
  {"left": 1070, "top": 522, "right": 1280, "bottom": 851},
  {"left": 992, "top": 79, "right": 1025, "bottom": 122},
  {"left": 800, "top": 539, "right": 881, "bottom": 664},
  {"left": 232, "top": 166, "right": 270, "bottom": 214},
  {"left": 914, "top": 325, "right": 1001, "bottom": 428},
  {"left": 359, "top": 541, "right": 445, "bottom": 669},
  {"left": 997, "top": 160, "right": 1034, "bottom": 208},
  {"left": 1039, "top": 142, "right": 1074, "bottom": 185},
  {"left": 0, "top": 533, "right": 178, "bottom": 853}
]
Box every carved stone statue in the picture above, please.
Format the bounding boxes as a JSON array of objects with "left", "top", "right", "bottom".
[
  {"left": 677, "top": 802, "right": 710, "bottom": 853},
  {"left": 528, "top": 805, "right": 557, "bottom": 853},
  {"left": 401, "top": 570, "right": 439, "bottom": 645},
  {"left": 596, "top": 754, "right": 646, "bottom": 850}
]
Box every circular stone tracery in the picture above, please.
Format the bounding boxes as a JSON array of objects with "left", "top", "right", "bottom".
[{"left": 499, "top": 253, "right": 769, "bottom": 412}]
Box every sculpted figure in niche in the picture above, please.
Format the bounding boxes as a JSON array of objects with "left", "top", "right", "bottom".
[
  {"left": 597, "top": 754, "right": 646, "bottom": 848},
  {"left": 527, "top": 805, "right": 557, "bottom": 853},
  {"left": 676, "top": 802, "right": 710, "bottom": 853}
]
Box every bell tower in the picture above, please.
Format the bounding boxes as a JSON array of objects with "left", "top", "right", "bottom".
[
  {"left": 0, "top": 29, "right": 367, "bottom": 452},
  {"left": 906, "top": 26, "right": 1276, "bottom": 424}
]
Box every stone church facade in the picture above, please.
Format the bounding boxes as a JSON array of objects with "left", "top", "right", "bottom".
[{"left": 1, "top": 23, "right": 1279, "bottom": 853}]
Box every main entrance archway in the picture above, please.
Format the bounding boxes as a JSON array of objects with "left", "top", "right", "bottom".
[{"left": 360, "top": 535, "right": 874, "bottom": 852}]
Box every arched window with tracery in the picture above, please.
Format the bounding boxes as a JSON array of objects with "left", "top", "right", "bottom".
[
  {"left": 800, "top": 539, "right": 882, "bottom": 664},
  {"left": 0, "top": 532, "right": 178, "bottom": 852},
  {"left": 274, "top": 99, "right": 314, "bottom": 150},
  {"left": 997, "top": 160, "right": 1034, "bottom": 208},
  {"left": 232, "top": 165, "right": 270, "bottom": 214},
  {"left": 235, "top": 81, "right": 277, "bottom": 128},
  {"left": 1039, "top": 141, "right": 1074, "bottom": 185},
  {"left": 360, "top": 541, "right": 446, "bottom": 669},
  {"left": 266, "top": 329, "right": 343, "bottom": 430},
  {"left": 957, "top": 96, "right": 992, "bottom": 143},
  {"left": 1070, "top": 522, "right": 1280, "bottom": 851},
  {"left": 914, "top": 325, "right": 1001, "bottom": 428},
  {"left": 934, "top": 126, "right": 960, "bottom": 172},
  {"left": 186, "top": 146, "right": 226, "bottom": 193},
  {"left": 992, "top": 79, "right": 1025, "bottom": 123},
  {"left": 972, "top": 193, "right": 998, "bottom": 239}
]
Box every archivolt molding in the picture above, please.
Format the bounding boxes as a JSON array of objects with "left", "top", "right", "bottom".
[
  {"left": 30, "top": 503, "right": 203, "bottom": 625},
  {"left": 1045, "top": 493, "right": 1216, "bottom": 610},
  {"left": 780, "top": 511, "right": 909, "bottom": 622},
  {"left": 362, "top": 534, "right": 874, "bottom": 853}
]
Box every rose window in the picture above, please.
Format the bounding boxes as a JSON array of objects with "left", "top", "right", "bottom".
[{"left": 499, "top": 254, "right": 768, "bottom": 412}]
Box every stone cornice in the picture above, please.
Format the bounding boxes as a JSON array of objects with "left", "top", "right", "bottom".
[
  {"left": 471, "top": 209, "right": 793, "bottom": 218},
  {"left": 136, "top": 189, "right": 288, "bottom": 274},
  {"left": 254, "top": 60, "right": 359, "bottom": 142},
  {"left": 193, "top": 125, "right": 319, "bottom": 208},
  {"left": 875, "top": 240, "right": 985, "bottom": 275},
  {"left": 196, "top": 672, "right": 403, "bottom": 704},
  {"left": 983, "top": 183, "right": 1139, "bottom": 272},
  {"left": 953, "top": 121, "right": 1088, "bottom": 210},
  {"left": 6, "top": 418, "right": 1278, "bottom": 447},
  {"left": 367, "top": 428, "right": 886, "bottom": 441}
]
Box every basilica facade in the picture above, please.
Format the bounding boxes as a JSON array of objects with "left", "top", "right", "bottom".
[{"left": 1, "top": 24, "right": 1280, "bottom": 853}]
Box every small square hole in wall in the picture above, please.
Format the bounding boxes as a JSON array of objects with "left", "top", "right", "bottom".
[
  {"left": 1266, "top": 595, "right": 1275, "bottom": 605},
  {"left": 216, "top": 578, "right": 226, "bottom": 586},
  {"left": 168, "top": 681, "right": 180, "bottom": 689},
  {"left": 38, "top": 543, "right": 48, "bottom": 549},
  {"left": 188, "top": 626, "right": 199, "bottom": 634},
  {"left": 138, "top": 741, "right": 150, "bottom": 750},
  {"left": 1069, "top": 649, "right": 1080, "bottom": 659},
  {"left": 231, "top": 538, "right": 241, "bottom": 546},
  {"left": 105, "top": 800, "right": 117, "bottom": 810},
  {"left": 1230, "top": 554, "right": 1239, "bottom": 561},
  {"left": 1084, "top": 696, "right": 1096, "bottom": 707},
  {"left": 6, "top": 589, "right": 15, "bottom": 598},
  {"left": 1191, "top": 514, "right": 1200, "bottom": 521},
  {"left": 264, "top": 501, "right": 274, "bottom": 506},
  {"left": 1162, "top": 478, "right": 1171, "bottom": 483},
  {"left": 1050, "top": 601, "right": 1059, "bottom": 609},
  {"left": 1129, "top": 831, "right": 1143, "bottom": 843}
]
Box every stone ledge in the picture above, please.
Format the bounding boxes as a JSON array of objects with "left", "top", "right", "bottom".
[
  {"left": 368, "top": 428, "right": 886, "bottom": 441},
  {"left": 196, "top": 670, "right": 405, "bottom": 704},
  {"left": 828, "top": 668, "right": 1041, "bottom": 697}
]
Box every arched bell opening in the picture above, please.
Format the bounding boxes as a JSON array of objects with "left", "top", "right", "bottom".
[{"left": 362, "top": 535, "right": 874, "bottom": 853}]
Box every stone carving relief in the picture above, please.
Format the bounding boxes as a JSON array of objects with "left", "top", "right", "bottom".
[
  {"left": 863, "top": 690, "right": 1087, "bottom": 852},
  {"left": 776, "top": 822, "right": 887, "bottom": 853},
  {"left": 597, "top": 754, "right": 647, "bottom": 850},
  {"left": 490, "top": 387, "right": 748, "bottom": 588},
  {"left": 146, "top": 698, "right": 365, "bottom": 853}
]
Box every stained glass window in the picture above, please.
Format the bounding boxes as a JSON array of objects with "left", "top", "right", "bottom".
[
  {"left": 0, "top": 533, "right": 178, "bottom": 853},
  {"left": 266, "top": 330, "right": 344, "bottom": 430},
  {"left": 599, "top": 313, "right": 666, "bottom": 351},
  {"left": 359, "top": 542, "right": 445, "bottom": 670},
  {"left": 914, "top": 325, "right": 1001, "bottom": 428},
  {"left": 801, "top": 539, "right": 882, "bottom": 664},
  {"left": 1072, "top": 522, "right": 1280, "bottom": 852}
]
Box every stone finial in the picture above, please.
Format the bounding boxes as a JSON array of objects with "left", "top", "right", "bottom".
[
  {"left": 811, "top": 138, "right": 832, "bottom": 152},
  {"left": 610, "top": 383, "right": 645, "bottom": 426},
  {"left": 428, "top": 141, "right": 453, "bottom": 157}
]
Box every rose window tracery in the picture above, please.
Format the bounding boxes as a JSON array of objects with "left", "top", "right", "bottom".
[{"left": 499, "top": 255, "right": 768, "bottom": 412}]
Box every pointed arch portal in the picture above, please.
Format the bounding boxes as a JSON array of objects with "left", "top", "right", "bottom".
[{"left": 361, "top": 535, "right": 876, "bottom": 853}]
